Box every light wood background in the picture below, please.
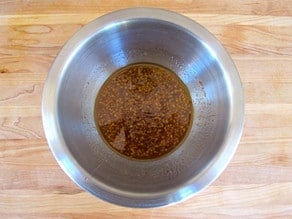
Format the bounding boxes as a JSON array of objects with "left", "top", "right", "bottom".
[{"left": 0, "top": 1, "right": 291, "bottom": 218}]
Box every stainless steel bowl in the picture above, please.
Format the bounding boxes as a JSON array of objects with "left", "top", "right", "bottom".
[{"left": 42, "top": 8, "right": 244, "bottom": 208}]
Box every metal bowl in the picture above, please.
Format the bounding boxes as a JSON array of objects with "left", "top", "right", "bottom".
[{"left": 42, "top": 8, "right": 244, "bottom": 208}]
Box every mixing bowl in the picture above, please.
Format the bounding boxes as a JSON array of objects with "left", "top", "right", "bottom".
[{"left": 42, "top": 8, "right": 244, "bottom": 207}]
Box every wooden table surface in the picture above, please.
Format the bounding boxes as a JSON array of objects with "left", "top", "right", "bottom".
[{"left": 0, "top": 1, "right": 291, "bottom": 218}]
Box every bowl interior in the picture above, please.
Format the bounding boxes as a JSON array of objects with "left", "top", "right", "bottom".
[{"left": 55, "top": 18, "right": 234, "bottom": 202}]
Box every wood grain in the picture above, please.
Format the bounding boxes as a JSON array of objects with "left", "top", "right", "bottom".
[
  {"left": 0, "top": 0, "right": 291, "bottom": 16},
  {"left": 0, "top": 0, "right": 291, "bottom": 218}
]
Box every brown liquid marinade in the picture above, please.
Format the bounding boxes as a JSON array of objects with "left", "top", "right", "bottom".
[{"left": 94, "top": 63, "right": 193, "bottom": 160}]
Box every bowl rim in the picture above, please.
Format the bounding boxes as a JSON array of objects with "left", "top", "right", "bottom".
[{"left": 42, "top": 7, "right": 244, "bottom": 208}]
